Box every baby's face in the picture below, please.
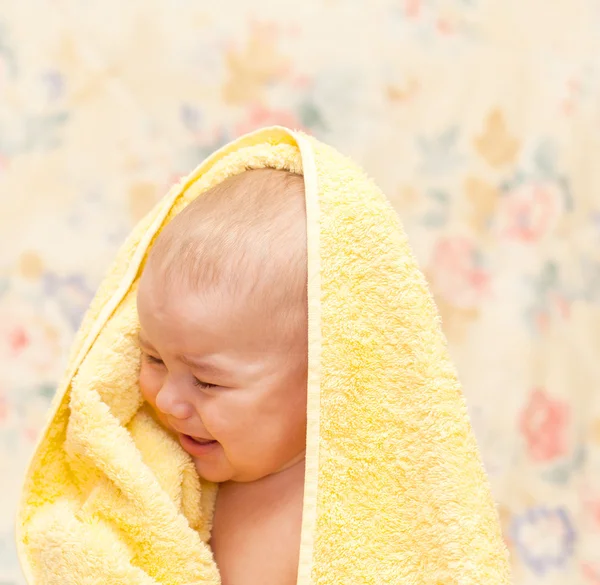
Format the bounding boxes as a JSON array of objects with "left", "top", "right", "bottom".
[{"left": 136, "top": 267, "right": 308, "bottom": 484}]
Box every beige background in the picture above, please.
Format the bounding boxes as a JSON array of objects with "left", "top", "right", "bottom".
[{"left": 1, "top": 1, "right": 600, "bottom": 583}]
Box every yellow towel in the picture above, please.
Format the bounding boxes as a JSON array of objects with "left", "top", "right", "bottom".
[{"left": 17, "top": 127, "right": 511, "bottom": 584}]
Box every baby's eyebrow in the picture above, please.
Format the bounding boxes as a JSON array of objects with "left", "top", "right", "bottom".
[{"left": 179, "top": 354, "right": 228, "bottom": 377}]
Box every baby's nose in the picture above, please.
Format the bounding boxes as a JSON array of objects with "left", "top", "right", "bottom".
[{"left": 155, "top": 380, "right": 194, "bottom": 420}]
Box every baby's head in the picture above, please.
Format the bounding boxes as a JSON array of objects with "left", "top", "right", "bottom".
[{"left": 136, "top": 169, "right": 308, "bottom": 483}]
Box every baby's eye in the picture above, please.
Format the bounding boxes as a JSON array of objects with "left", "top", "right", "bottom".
[
  {"left": 143, "top": 353, "right": 164, "bottom": 366},
  {"left": 192, "top": 377, "right": 217, "bottom": 390}
]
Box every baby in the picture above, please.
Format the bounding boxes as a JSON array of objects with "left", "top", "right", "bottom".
[{"left": 136, "top": 168, "right": 308, "bottom": 585}]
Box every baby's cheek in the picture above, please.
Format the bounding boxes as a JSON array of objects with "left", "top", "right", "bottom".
[
  {"left": 201, "top": 400, "right": 239, "bottom": 442},
  {"left": 138, "top": 364, "right": 160, "bottom": 406}
]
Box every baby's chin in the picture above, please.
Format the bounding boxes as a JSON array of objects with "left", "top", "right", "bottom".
[
  {"left": 195, "top": 454, "right": 306, "bottom": 485},
  {"left": 193, "top": 457, "right": 236, "bottom": 484},
  {"left": 192, "top": 456, "right": 265, "bottom": 484}
]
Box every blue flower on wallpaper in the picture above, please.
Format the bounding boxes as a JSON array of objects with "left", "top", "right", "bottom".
[
  {"left": 9, "top": 384, "right": 56, "bottom": 420},
  {"left": 304, "top": 70, "right": 358, "bottom": 134},
  {"left": 581, "top": 255, "right": 600, "bottom": 305},
  {"left": 499, "top": 140, "right": 573, "bottom": 213},
  {"left": 41, "top": 272, "right": 94, "bottom": 330},
  {"left": 297, "top": 100, "right": 327, "bottom": 133},
  {"left": 421, "top": 188, "right": 450, "bottom": 227},
  {"left": 386, "top": 1, "right": 480, "bottom": 45},
  {"left": 0, "top": 426, "right": 18, "bottom": 455},
  {"left": 416, "top": 126, "right": 463, "bottom": 176},
  {"left": 0, "top": 21, "right": 17, "bottom": 78},
  {"left": 534, "top": 142, "right": 573, "bottom": 211},
  {"left": 524, "top": 261, "right": 574, "bottom": 336},
  {"left": 510, "top": 506, "right": 576, "bottom": 576},
  {"left": 540, "top": 445, "right": 586, "bottom": 485},
  {"left": 41, "top": 69, "right": 65, "bottom": 103},
  {"left": 178, "top": 124, "right": 233, "bottom": 174},
  {"left": 22, "top": 112, "right": 69, "bottom": 152},
  {"left": 0, "top": 112, "right": 69, "bottom": 157},
  {"left": 583, "top": 214, "right": 600, "bottom": 304},
  {"left": 180, "top": 103, "right": 203, "bottom": 133},
  {"left": 65, "top": 190, "right": 130, "bottom": 247}
]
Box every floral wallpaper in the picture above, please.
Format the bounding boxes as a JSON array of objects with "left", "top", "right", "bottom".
[{"left": 1, "top": 0, "right": 600, "bottom": 583}]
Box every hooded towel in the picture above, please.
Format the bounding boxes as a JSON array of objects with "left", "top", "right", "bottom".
[{"left": 17, "top": 127, "right": 511, "bottom": 584}]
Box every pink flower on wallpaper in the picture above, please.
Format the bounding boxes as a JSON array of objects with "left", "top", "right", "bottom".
[
  {"left": 436, "top": 18, "right": 454, "bottom": 35},
  {"left": 404, "top": 0, "right": 421, "bottom": 18},
  {"left": 519, "top": 388, "right": 570, "bottom": 462},
  {"left": 235, "top": 105, "right": 303, "bottom": 136},
  {"left": 8, "top": 326, "right": 30, "bottom": 356},
  {"left": 498, "top": 181, "right": 563, "bottom": 242},
  {"left": 581, "top": 488, "right": 600, "bottom": 533},
  {"left": 588, "top": 501, "right": 600, "bottom": 532},
  {"left": 532, "top": 296, "right": 571, "bottom": 334},
  {"left": 429, "top": 235, "right": 490, "bottom": 308},
  {"left": 582, "top": 562, "right": 600, "bottom": 584},
  {"left": 0, "top": 297, "right": 66, "bottom": 386}
]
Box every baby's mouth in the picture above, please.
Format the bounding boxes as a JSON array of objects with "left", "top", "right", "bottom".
[
  {"left": 186, "top": 435, "right": 217, "bottom": 445},
  {"left": 178, "top": 433, "right": 219, "bottom": 457}
]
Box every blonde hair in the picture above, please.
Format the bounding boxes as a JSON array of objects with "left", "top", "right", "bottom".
[{"left": 145, "top": 169, "right": 307, "bottom": 332}]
